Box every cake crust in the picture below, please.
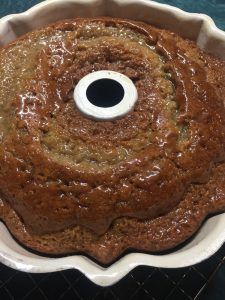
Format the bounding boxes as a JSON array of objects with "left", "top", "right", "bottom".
[{"left": 0, "top": 17, "right": 225, "bottom": 264}]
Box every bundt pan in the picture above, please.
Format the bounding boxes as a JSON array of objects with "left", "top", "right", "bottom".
[{"left": 0, "top": 0, "right": 225, "bottom": 286}]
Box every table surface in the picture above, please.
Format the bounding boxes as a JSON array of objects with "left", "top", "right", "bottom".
[{"left": 0, "top": 1, "right": 225, "bottom": 299}]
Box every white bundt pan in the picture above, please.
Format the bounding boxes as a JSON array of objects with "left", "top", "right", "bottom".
[{"left": 0, "top": 0, "right": 225, "bottom": 286}]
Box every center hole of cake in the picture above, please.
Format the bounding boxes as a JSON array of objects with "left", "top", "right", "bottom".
[{"left": 86, "top": 78, "right": 124, "bottom": 108}]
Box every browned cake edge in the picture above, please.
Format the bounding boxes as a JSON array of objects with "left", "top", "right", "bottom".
[{"left": 1, "top": 162, "right": 225, "bottom": 265}]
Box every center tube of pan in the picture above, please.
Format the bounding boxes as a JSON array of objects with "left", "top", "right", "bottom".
[{"left": 74, "top": 70, "right": 138, "bottom": 121}]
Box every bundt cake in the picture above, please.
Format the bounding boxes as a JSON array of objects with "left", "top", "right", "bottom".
[{"left": 0, "top": 17, "right": 225, "bottom": 264}]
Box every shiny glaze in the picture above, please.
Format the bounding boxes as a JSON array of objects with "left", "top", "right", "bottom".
[{"left": 0, "top": 18, "right": 225, "bottom": 256}]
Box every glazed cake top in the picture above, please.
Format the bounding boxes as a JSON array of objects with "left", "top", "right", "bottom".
[{"left": 0, "top": 17, "right": 225, "bottom": 237}]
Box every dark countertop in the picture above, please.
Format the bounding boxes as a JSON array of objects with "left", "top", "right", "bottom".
[{"left": 0, "top": 1, "right": 225, "bottom": 299}]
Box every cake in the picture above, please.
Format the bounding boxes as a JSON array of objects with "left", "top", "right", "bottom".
[{"left": 0, "top": 17, "right": 225, "bottom": 265}]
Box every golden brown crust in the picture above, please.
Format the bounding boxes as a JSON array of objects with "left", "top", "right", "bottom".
[{"left": 0, "top": 17, "right": 225, "bottom": 264}]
